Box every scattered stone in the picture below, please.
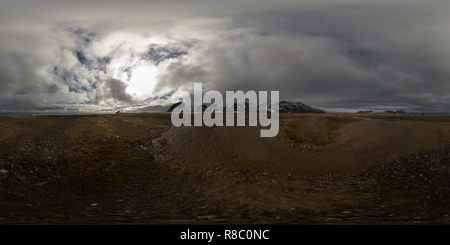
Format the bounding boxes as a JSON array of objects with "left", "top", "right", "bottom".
[{"left": 198, "top": 215, "right": 217, "bottom": 220}]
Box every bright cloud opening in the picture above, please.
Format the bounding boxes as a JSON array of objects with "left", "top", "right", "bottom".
[{"left": 125, "top": 63, "right": 158, "bottom": 98}]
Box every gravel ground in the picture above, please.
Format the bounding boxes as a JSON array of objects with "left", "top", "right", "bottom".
[
  {"left": 282, "top": 117, "right": 355, "bottom": 152},
  {"left": 1, "top": 113, "right": 450, "bottom": 224}
]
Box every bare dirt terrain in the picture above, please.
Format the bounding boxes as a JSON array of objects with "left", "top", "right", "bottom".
[{"left": 1, "top": 112, "right": 450, "bottom": 224}]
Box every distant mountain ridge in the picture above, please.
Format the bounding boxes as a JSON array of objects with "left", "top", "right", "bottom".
[
  {"left": 167, "top": 102, "right": 182, "bottom": 112},
  {"left": 167, "top": 101, "right": 325, "bottom": 113},
  {"left": 269, "top": 101, "right": 325, "bottom": 113},
  {"left": 385, "top": 110, "right": 406, "bottom": 113}
]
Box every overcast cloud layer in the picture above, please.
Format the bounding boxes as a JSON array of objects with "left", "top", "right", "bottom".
[{"left": 1, "top": 0, "right": 450, "bottom": 113}]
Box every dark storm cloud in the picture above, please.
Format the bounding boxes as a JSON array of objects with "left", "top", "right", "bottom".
[
  {"left": 1, "top": 0, "right": 450, "bottom": 112},
  {"left": 151, "top": 3, "right": 450, "bottom": 112},
  {"left": 94, "top": 78, "right": 136, "bottom": 106}
]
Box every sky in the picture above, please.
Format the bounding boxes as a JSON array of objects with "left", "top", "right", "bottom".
[{"left": 1, "top": 0, "right": 450, "bottom": 113}]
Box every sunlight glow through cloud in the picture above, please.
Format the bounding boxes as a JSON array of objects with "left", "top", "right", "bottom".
[
  {"left": 103, "top": 35, "right": 167, "bottom": 99},
  {"left": 125, "top": 63, "right": 159, "bottom": 98}
]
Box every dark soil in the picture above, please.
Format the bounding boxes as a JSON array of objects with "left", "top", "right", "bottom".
[{"left": 1, "top": 113, "right": 450, "bottom": 224}]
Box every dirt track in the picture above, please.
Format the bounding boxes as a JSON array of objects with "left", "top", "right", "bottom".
[{"left": 1, "top": 113, "right": 450, "bottom": 224}]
